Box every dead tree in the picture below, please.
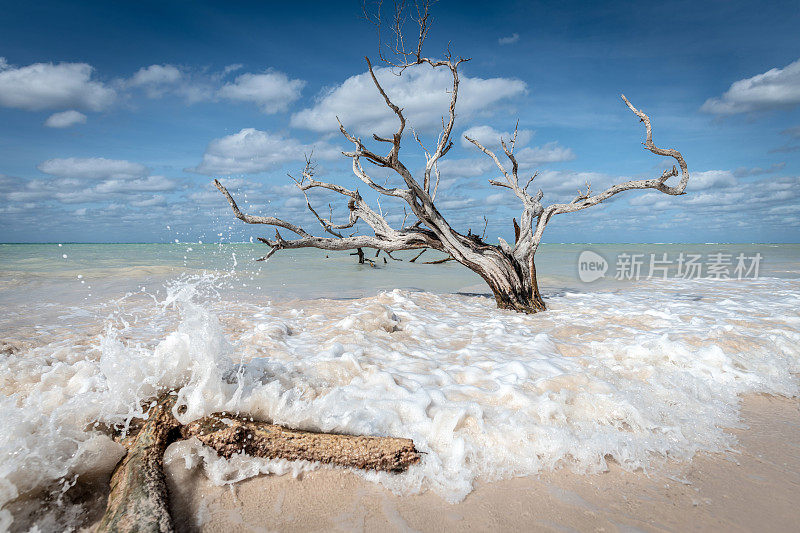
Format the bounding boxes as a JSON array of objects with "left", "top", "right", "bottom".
[{"left": 215, "top": 1, "right": 690, "bottom": 314}]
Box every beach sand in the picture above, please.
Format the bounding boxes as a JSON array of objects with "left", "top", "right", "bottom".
[{"left": 161, "top": 394, "right": 800, "bottom": 532}]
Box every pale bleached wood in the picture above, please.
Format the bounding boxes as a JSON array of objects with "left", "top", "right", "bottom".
[
  {"left": 96, "top": 394, "right": 421, "bottom": 532},
  {"left": 215, "top": 1, "right": 691, "bottom": 313}
]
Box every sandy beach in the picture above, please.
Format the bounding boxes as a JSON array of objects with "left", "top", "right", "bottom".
[
  {"left": 155, "top": 394, "right": 800, "bottom": 532},
  {"left": 2, "top": 245, "right": 799, "bottom": 531}
]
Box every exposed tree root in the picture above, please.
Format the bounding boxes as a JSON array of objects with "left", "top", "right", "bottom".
[
  {"left": 96, "top": 395, "right": 180, "bottom": 533},
  {"left": 96, "top": 394, "right": 420, "bottom": 532}
]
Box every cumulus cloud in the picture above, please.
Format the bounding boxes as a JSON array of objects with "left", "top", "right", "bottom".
[
  {"left": 93, "top": 175, "right": 176, "bottom": 194},
  {"left": 0, "top": 58, "right": 115, "bottom": 111},
  {"left": 44, "top": 110, "right": 87, "bottom": 128},
  {"left": 627, "top": 174, "right": 800, "bottom": 221},
  {"left": 220, "top": 64, "right": 244, "bottom": 77},
  {"left": 217, "top": 71, "right": 305, "bottom": 113},
  {"left": 130, "top": 64, "right": 182, "bottom": 86},
  {"left": 128, "top": 64, "right": 183, "bottom": 97},
  {"left": 534, "top": 170, "right": 614, "bottom": 196},
  {"left": 681, "top": 176, "right": 800, "bottom": 212},
  {"left": 461, "top": 125, "right": 533, "bottom": 148},
  {"left": 701, "top": 58, "right": 800, "bottom": 114},
  {"left": 126, "top": 63, "right": 215, "bottom": 103},
  {"left": 498, "top": 33, "right": 520, "bottom": 45},
  {"left": 2, "top": 173, "right": 178, "bottom": 206},
  {"left": 37, "top": 157, "right": 149, "bottom": 180},
  {"left": 516, "top": 142, "right": 576, "bottom": 166},
  {"left": 436, "top": 158, "right": 493, "bottom": 179},
  {"left": 188, "top": 128, "right": 340, "bottom": 175},
  {"left": 124, "top": 64, "right": 304, "bottom": 110},
  {"left": 687, "top": 170, "right": 738, "bottom": 190},
  {"left": 459, "top": 125, "right": 574, "bottom": 169},
  {"left": 291, "top": 64, "right": 526, "bottom": 135}
]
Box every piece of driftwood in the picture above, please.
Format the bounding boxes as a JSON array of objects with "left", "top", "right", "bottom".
[
  {"left": 96, "top": 394, "right": 420, "bottom": 532},
  {"left": 182, "top": 416, "right": 420, "bottom": 472},
  {"left": 96, "top": 395, "right": 180, "bottom": 533}
]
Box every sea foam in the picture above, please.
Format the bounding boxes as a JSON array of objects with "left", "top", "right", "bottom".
[{"left": 1, "top": 274, "right": 799, "bottom": 529}]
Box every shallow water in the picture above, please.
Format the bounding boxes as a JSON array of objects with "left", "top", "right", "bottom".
[{"left": 1, "top": 243, "right": 799, "bottom": 530}]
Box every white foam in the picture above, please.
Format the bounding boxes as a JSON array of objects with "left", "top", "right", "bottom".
[{"left": 1, "top": 274, "right": 799, "bottom": 529}]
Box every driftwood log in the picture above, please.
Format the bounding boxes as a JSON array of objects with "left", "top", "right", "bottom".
[
  {"left": 182, "top": 416, "right": 420, "bottom": 472},
  {"left": 96, "top": 394, "right": 420, "bottom": 533}
]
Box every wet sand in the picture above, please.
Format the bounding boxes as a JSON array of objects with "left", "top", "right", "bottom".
[{"left": 164, "top": 394, "right": 800, "bottom": 532}]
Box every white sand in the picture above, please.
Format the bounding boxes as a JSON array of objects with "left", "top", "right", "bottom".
[{"left": 164, "top": 394, "right": 800, "bottom": 532}]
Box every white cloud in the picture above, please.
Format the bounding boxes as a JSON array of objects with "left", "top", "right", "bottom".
[
  {"left": 516, "top": 142, "right": 576, "bottom": 166},
  {"left": 130, "top": 64, "right": 182, "bottom": 86},
  {"left": 38, "top": 157, "right": 149, "bottom": 180},
  {"left": 124, "top": 65, "right": 303, "bottom": 109},
  {"left": 220, "top": 64, "right": 243, "bottom": 77},
  {"left": 125, "top": 64, "right": 215, "bottom": 103},
  {"left": 701, "top": 58, "right": 800, "bottom": 114},
  {"left": 498, "top": 33, "right": 520, "bottom": 45},
  {"left": 485, "top": 192, "right": 506, "bottom": 204},
  {"left": 628, "top": 175, "right": 800, "bottom": 217},
  {"left": 687, "top": 170, "right": 738, "bottom": 190},
  {"left": 128, "top": 64, "right": 183, "bottom": 97},
  {"left": 2, "top": 172, "right": 179, "bottom": 206},
  {"left": 218, "top": 71, "right": 305, "bottom": 113},
  {"left": 188, "top": 128, "right": 340, "bottom": 175},
  {"left": 461, "top": 126, "right": 574, "bottom": 167},
  {"left": 0, "top": 59, "right": 115, "bottom": 111},
  {"left": 291, "top": 64, "right": 527, "bottom": 135},
  {"left": 461, "top": 125, "right": 533, "bottom": 148},
  {"left": 535, "top": 170, "right": 614, "bottom": 196},
  {"left": 436, "top": 197, "right": 475, "bottom": 211},
  {"left": 93, "top": 175, "right": 176, "bottom": 194},
  {"left": 44, "top": 110, "right": 87, "bottom": 128},
  {"left": 436, "top": 158, "right": 493, "bottom": 179}
]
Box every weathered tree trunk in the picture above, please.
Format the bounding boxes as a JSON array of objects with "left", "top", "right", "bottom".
[
  {"left": 481, "top": 255, "right": 546, "bottom": 314},
  {"left": 96, "top": 394, "right": 421, "bottom": 532}
]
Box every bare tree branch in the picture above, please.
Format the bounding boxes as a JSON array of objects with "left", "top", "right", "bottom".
[{"left": 217, "top": 1, "right": 692, "bottom": 314}]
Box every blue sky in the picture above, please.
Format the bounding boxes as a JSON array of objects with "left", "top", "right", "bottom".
[{"left": 1, "top": 0, "right": 799, "bottom": 243}]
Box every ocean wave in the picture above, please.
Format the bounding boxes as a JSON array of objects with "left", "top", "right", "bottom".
[{"left": 1, "top": 274, "right": 799, "bottom": 528}]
